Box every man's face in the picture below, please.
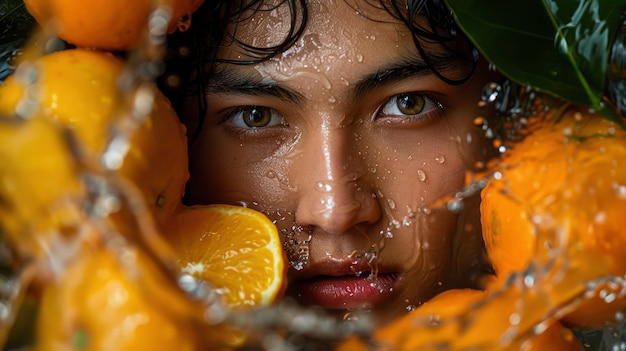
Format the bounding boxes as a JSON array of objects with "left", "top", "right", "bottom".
[{"left": 185, "top": 0, "right": 496, "bottom": 326}]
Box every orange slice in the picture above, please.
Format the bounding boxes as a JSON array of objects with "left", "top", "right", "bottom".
[{"left": 166, "top": 204, "right": 286, "bottom": 308}]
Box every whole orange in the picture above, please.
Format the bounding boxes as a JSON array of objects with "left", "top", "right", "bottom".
[
  {"left": 23, "top": 0, "right": 205, "bottom": 50},
  {"left": 0, "top": 48, "right": 189, "bottom": 239}
]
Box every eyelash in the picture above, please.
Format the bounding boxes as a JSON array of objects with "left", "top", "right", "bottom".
[
  {"left": 220, "top": 91, "right": 442, "bottom": 134},
  {"left": 222, "top": 106, "right": 286, "bottom": 133},
  {"left": 377, "top": 92, "right": 443, "bottom": 122}
]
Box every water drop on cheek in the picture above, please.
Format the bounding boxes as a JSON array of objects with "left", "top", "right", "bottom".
[{"left": 417, "top": 169, "right": 427, "bottom": 182}]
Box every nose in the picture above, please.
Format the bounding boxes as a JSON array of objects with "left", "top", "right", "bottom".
[{"left": 294, "top": 123, "right": 381, "bottom": 234}]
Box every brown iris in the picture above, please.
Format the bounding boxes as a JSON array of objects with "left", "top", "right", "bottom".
[
  {"left": 242, "top": 106, "right": 272, "bottom": 127},
  {"left": 396, "top": 93, "right": 425, "bottom": 115}
]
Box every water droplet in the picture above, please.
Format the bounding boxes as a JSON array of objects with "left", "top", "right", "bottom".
[
  {"left": 401, "top": 217, "right": 412, "bottom": 227},
  {"left": 523, "top": 273, "right": 535, "bottom": 287},
  {"left": 380, "top": 228, "right": 394, "bottom": 238},
  {"left": 447, "top": 199, "right": 464, "bottom": 213},
  {"left": 434, "top": 155, "right": 445, "bottom": 164},
  {"left": 614, "top": 184, "right": 626, "bottom": 199},
  {"left": 328, "top": 96, "right": 336, "bottom": 103},
  {"left": 387, "top": 198, "right": 396, "bottom": 210},
  {"left": 595, "top": 211, "right": 607, "bottom": 224},
  {"left": 509, "top": 313, "right": 521, "bottom": 325},
  {"left": 417, "top": 169, "right": 427, "bottom": 182},
  {"left": 266, "top": 170, "right": 276, "bottom": 179},
  {"left": 356, "top": 53, "right": 364, "bottom": 62},
  {"left": 406, "top": 305, "right": 416, "bottom": 312},
  {"left": 482, "top": 82, "right": 501, "bottom": 103},
  {"left": 316, "top": 181, "right": 332, "bottom": 192},
  {"left": 149, "top": 7, "right": 171, "bottom": 37}
]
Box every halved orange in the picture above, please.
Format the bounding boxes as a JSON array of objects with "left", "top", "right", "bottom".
[{"left": 165, "top": 204, "right": 286, "bottom": 308}]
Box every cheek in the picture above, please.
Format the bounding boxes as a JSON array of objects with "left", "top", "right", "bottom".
[
  {"left": 361, "top": 127, "right": 471, "bottom": 210},
  {"left": 186, "top": 134, "right": 296, "bottom": 207}
]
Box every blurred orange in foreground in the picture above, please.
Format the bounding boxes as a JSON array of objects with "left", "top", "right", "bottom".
[
  {"left": 340, "top": 288, "right": 583, "bottom": 351},
  {"left": 0, "top": 49, "right": 189, "bottom": 239},
  {"left": 0, "top": 116, "right": 87, "bottom": 262},
  {"left": 23, "top": 0, "right": 205, "bottom": 50},
  {"left": 33, "top": 246, "right": 206, "bottom": 351},
  {"left": 481, "top": 103, "right": 626, "bottom": 328},
  {"left": 166, "top": 204, "right": 286, "bottom": 309}
]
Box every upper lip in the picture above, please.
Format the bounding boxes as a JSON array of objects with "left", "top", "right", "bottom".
[{"left": 288, "top": 258, "right": 396, "bottom": 283}]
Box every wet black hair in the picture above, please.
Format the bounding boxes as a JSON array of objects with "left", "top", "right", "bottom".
[{"left": 160, "top": 0, "right": 478, "bottom": 143}]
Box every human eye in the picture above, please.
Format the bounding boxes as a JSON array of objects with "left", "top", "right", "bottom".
[
  {"left": 225, "top": 105, "right": 285, "bottom": 130},
  {"left": 377, "top": 92, "right": 442, "bottom": 122}
]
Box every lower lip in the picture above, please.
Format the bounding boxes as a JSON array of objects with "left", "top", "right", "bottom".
[{"left": 289, "top": 273, "right": 401, "bottom": 310}]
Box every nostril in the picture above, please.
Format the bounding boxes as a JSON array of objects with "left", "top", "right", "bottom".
[{"left": 318, "top": 195, "right": 361, "bottom": 219}]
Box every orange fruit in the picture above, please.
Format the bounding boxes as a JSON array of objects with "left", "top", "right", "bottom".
[
  {"left": 33, "top": 246, "right": 208, "bottom": 351},
  {"left": 480, "top": 102, "right": 626, "bottom": 328},
  {"left": 23, "top": 0, "right": 205, "bottom": 50},
  {"left": 559, "top": 279, "right": 626, "bottom": 329},
  {"left": 517, "top": 320, "right": 584, "bottom": 351},
  {"left": 0, "top": 48, "right": 189, "bottom": 241},
  {"left": 165, "top": 204, "right": 286, "bottom": 309},
  {"left": 0, "top": 115, "right": 88, "bottom": 261},
  {"left": 365, "top": 287, "right": 582, "bottom": 351}
]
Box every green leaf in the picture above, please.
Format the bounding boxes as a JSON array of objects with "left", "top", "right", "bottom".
[
  {"left": 0, "top": 0, "right": 35, "bottom": 83},
  {"left": 444, "top": 0, "right": 625, "bottom": 120}
]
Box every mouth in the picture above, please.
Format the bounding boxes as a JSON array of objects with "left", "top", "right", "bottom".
[{"left": 287, "top": 262, "right": 402, "bottom": 310}]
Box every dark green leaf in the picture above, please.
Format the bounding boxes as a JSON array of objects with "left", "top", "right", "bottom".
[
  {"left": 444, "top": 0, "right": 625, "bottom": 120},
  {"left": 0, "top": 0, "right": 35, "bottom": 83}
]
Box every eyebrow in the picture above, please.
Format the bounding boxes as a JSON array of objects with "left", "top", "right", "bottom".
[
  {"left": 203, "top": 53, "right": 464, "bottom": 104},
  {"left": 351, "top": 54, "right": 463, "bottom": 98},
  {"left": 204, "top": 68, "right": 306, "bottom": 105}
]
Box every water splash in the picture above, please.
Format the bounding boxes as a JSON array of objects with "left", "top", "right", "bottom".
[{"left": 280, "top": 223, "right": 313, "bottom": 271}]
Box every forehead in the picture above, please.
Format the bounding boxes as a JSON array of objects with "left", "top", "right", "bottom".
[{"left": 218, "top": 0, "right": 420, "bottom": 74}]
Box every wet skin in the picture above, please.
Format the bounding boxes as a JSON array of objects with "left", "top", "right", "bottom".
[{"left": 184, "top": 1, "right": 498, "bottom": 326}]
